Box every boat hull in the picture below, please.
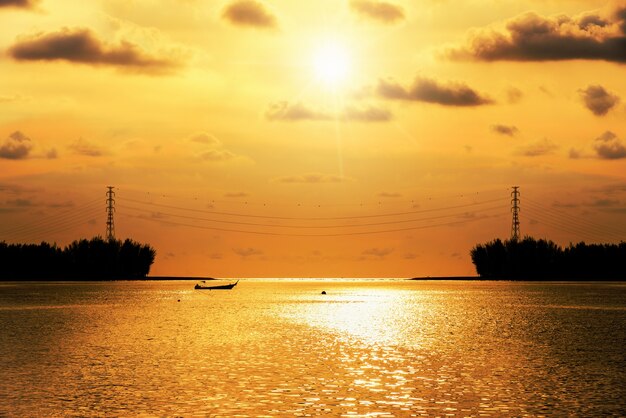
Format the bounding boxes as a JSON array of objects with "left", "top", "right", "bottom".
[{"left": 194, "top": 280, "right": 238, "bottom": 290}]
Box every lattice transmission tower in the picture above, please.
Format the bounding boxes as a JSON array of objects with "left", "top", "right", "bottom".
[
  {"left": 106, "top": 186, "right": 115, "bottom": 240},
  {"left": 511, "top": 186, "right": 520, "bottom": 241}
]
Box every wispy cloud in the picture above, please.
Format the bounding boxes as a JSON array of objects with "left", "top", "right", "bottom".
[
  {"left": 492, "top": 124, "right": 519, "bottom": 137},
  {"left": 265, "top": 101, "right": 392, "bottom": 122},
  {"left": 233, "top": 247, "right": 264, "bottom": 257},
  {"left": 361, "top": 247, "right": 394, "bottom": 258},
  {"left": 273, "top": 173, "right": 351, "bottom": 184},
  {"left": 517, "top": 138, "right": 558, "bottom": 157},
  {"left": 68, "top": 138, "right": 104, "bottom": 157}
]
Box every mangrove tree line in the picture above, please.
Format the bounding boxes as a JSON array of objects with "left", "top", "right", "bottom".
[
  {"left": 470, "top": 236, "right": 626, "bottom": 280},
  {"left": 0, "top": 237, "right": 156, "bottom": 280}
]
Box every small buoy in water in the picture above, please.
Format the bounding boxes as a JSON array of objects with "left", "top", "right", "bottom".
[{"left": 321, "top": 291, "right": 326, "bottom": 295}]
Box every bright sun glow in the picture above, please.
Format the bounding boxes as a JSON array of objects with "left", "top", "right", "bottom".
[{"left": 312, "top": 41, "right": 351, "bottom": 86}]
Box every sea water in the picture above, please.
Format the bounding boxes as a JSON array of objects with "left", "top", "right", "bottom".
[{"left": 0, "top": 279, "right": 625, "bottom": 416}]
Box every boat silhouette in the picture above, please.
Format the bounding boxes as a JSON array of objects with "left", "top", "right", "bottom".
[{"left": 194, "top": 280, "right": 239, "bottom": 290}]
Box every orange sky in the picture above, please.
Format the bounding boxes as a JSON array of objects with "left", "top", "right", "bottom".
[{"left": 1, "top": 0, "right": 625, "bottom": 277}]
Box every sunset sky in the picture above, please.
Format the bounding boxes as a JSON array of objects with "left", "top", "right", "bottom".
[{"left": 1, "top": 0, "right": 625, "bottom": 277}]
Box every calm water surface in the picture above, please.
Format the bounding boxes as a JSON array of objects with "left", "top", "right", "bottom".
[{"left": 1, "top": 280, "right": 625, "bottom": 416}]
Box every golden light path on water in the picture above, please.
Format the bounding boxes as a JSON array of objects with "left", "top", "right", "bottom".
[{"left": 1, "top": 280, "right": 625, "bottom": 416}]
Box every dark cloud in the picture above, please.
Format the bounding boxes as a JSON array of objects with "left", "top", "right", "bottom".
[
  {"left": 222, "top": 0, "right": 277, "bottom": 29},
  {"left": 349, "top": 0, "right": 405, "bottom": 24},
  {"left": 224, "top": 192, "right": 249, "bottom": 198},
  {"left": 274, "top": 173, "right": 349, "bottom": 184},
  {"left": 492, "top": 124, "right": 519, "bottom": 137},
  {"left": 0, "top": 0, "right": 37, "bottom": 8},
  {"left": 377, "top": 77, "right": 493, "bottom": 106},
  {"left": 0, "top": 131, "right": 32, "bottom": 159},
  {"left": 579, "top": 85, "right": 620, "bottom": 116},
  {"left": 378, "top": 192, "right": 402, "bottom": 198},
  {"left": 68, "top": 138, "right": 103, "bottom": 157},
  {"left": 9, "top": 28, "right": 180, "bottom": 73},
  {"left": 265, "top": 102, "right": 392, "bottom": 122},
  {"left": 518, "top": 138, "right": 558, "bottom": 157},
  {"left": 594, "top": 131, "right": 626, "bottom": 159},
  {"left": 448, "top": 8, "right": 626, "bottom": 63}
]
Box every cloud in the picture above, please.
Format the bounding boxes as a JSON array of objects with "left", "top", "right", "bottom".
[
  {"left": 5, "top": 198, "right": 34, "bottom": 207},
  {"left": 0, "top": 131, "right": 32, "bottom": 159},
  {"left": 377, "top": 77, "right": 493, "bottom": 106},
  {"left": 233, "top": 247, "right": 263, "bottom": 257},
  {"left": 591, "top": 198, "right": 620, "bottom": 207},
  {"left": 0, "top": 94, "right": 25, "bottom": 103},
  {"left": 222, "top": 0, "right": 277, "bottom": 29},
  {"left": 579, "top": 85, "right": 620, "bottom": 116},
  {"left": 378, "top": 192, "right": 402, "bottom": 198},
  {"left": 569, "top": 148, "right": 582, "bottom": 159},
  {"left": 266, "top": 102, "right": 331, "bottom": 121},
  {"left": 224, "top": 192, "right": 249, "bottom": 198},
  {"left": 518, "top": 138, "right": 558, "bottom": 157},
  {"left": 447, "top": 7, "right": 626, "bottom": 64},
  {"left": 68, "top": 138, "right": 104, "bottom": 157},
  {"left": 492, "top": 124, "right": 519, "bottom": 137},
  {"left": 594, "top": 131, "right": 626, "bottom": 159},
  {"left": 361, "top": 247, "right": 394, "bottom": 258},
  {"left": 190, "top": 132, "right": 221, "bottom": 146},
  {"left": 349, "top": 0, "right": 405, "bottom": 24},
  {"left": 9, "top": 28, "right": 180, "bottom": 73},
  {"left": 265, "top": 101, "right": 392, "bottom": 122},
  {"left": 343, "top": 105, "right": 392, "bottom": 122},
  {"left": 199, "top": 149, "right": 236, "bottom": 162},
  {"left": 507, "top": 87, "right": 523, "bottom": 103},
  {"left": 274, "top": 173, "right": 350, "bottom": 184},
  {"left": 0, "top": 0, "right": 37, "bottom": 8}
]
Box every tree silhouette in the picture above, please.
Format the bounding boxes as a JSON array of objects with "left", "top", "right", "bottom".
[
  {"left": 0, "top": 237, "right": 156, "bottom": 280},
  {"left": 471, "top": 236, "right": 626, "bottom": 280}
]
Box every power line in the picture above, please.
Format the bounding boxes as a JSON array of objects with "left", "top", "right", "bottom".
[
  {"left": 120, "top": 209, "right": 507, "bottom": 237},
  {"left": 0, "top": 198, "right": 102, "bottom": 236},
  {"left": 524, "top": 196, "right": 626, "bottom": 236},
  {"left": 524, "top": 200, "right": 625, "bottom": 239},
  {"left": 524, "top": 206, "right": 622, "bottom": 242},
  {"left": 3, "top": 210, "right": 102, "bottom": 243},
  {"left": 1, "top": 206, "right": 102, "bottom": 241},
  {"left": 118, "top": 203, "right": 508, "bottom": 229},
  {"left": 120, "top": 196, "right": 507, "bottom": 221}
]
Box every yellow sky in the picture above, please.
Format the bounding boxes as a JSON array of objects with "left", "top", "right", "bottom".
[{"left": 1, "top": 0, "right": 625, "bottom": 277}]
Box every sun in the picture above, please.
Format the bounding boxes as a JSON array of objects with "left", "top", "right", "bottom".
[{"left": 312, "top": 41, "right": 351, "bottom": 87}]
